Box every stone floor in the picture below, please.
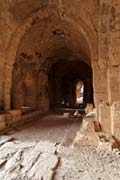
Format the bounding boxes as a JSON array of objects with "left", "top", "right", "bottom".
[{"left": 0, "top": 114, "right": 120, "bottom": 180}]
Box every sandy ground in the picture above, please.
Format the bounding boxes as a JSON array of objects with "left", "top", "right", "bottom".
[{"left": 0, "top": 114, "right": 120, "bottom": 180}]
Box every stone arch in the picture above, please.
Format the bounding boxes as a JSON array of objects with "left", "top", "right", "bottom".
[
  {"left": 41, "top": 58, "right": 94, "bottom": 110},
  {"left": 4, "top": 8, "right": 97, "bottom": 110}
]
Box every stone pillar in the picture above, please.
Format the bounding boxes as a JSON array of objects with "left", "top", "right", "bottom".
[
  {"left": 111, "top": 101, "right": 120, "bottom": 139},
  {"left": 107, "top": 66, "right": 120, "bottom": 105},
  {"left": 4, "top": 64, "right": 13, "bottom": 110},
  {"left": 37, "top": 71, "right": 49, "bottom": 111},
  {"left": 92, "top": 60, "right": 113, "bottom": 135},
  {"left": 24, "top": 73, "right": 37, "bottom": 108},
  {"left": 12, "top": 81, "right": 26, "bottom": 109},
  {"left": 0, "top": 52, "right": 5, "bottom": 111},
  {"left": 108, "top": 0, "right": 120, "bottom": 140},
  {"left": 93, "top": 63, "right": 108, "bottom": 105},
  {"left": 0, "top": 67, "right": 5, "bottom": 111},
  {"left": 98, "top": 102, "right": 111, "bottom": 132}
]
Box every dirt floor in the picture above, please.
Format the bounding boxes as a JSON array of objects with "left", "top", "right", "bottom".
[{"left": 0, "top": 114, "right": 120, "bottom": 180}]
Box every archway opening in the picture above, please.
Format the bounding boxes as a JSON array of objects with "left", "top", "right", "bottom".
[
  {"left": 9, "top": 15, "right": 94, "bottom": 113},
  {"left": 11, "top": 54, "right": 37, "bottom": 110},
  {"left": 48, "top": 59, "right": 93, "bottom": 110},
  {"left": 76, "top": 80, "right": 84, "bottom": 105}
]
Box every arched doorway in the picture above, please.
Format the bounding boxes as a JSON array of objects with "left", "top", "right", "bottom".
[
  {"left": 7, "top": 6, "right": 96, "bottom": 113},
  {"left": 76, "top": 80, "right": 84, "bottom": 104},
  {"left": 48, "top": 59, "right": 93, "bottom": 110}
]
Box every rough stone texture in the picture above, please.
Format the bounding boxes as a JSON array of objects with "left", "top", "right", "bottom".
[
  {"left": 0, "top": 110, "right": 43, "bottom": 133},
  {"left": 73, "top": 116, "right": 101, "bottom": 146},
  {"left": 99, "top": 102, "right": 111, "bottom": 132},
  {"left": 111, "top": 101, "right": 120, "bottom": 140},
  {"left": 73, "top": 115, "right": 119, "bottom": 150},
  {"left": 55, "top": 146, "right": 120, "bottom": 180},
  {"left": 0, "top": 115, "right": 120, "bottom": 180},
  {"left": 0, "top": 113, "right": 11, "bottom": 131},
  {"left": 0, "top": 0, "right": 120, "bottom": 141},
  {"left": 73, "top": 131, "right": 100, "bottom": 146},
  {"left": 8, "top": 110, "right": 22, "bottom": 125},
  {"left": 85, "top": 103, "right": 94, "bottom": 114},
  {"left": 97, "top": 132, "right": 119, "bottom": 151},
  {"left": 0, "top": 0, "right": 97, "bottom": 111},
  {"left": 107, "top": 67, "right": 120, "bottom": 105},
  {"left": 80, "top": 116, "right": 101, "bottom": 133}
]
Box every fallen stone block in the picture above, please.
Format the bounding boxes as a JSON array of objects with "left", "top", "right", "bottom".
[
  {"left": 8, "top": 110, "right": 22, "bottom": 125},
  {"left": 97, "top": 132, "right": 119, "bottom": 151},
  {"left": 63, "top": 113, "right": 70, "bottom": 118},
  {"left": 73, "top": 131, "right": 99, "bottom": 146},
  {"left": 0, "top": 113, "right": 11, "bottom": 131},
  {"left": 80, "top": 117, "right": 101, "bottom": 133}
]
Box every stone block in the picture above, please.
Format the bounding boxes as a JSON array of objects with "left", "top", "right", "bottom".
[
  {"left": 8, "top": 110, "right": 22, "bottom": 125},
  {"left": 0, "top": 113, "right": 11, "bottom": 131},
  {"left": 110, "top": 53, "right": 120, "bottom": 66},
  {"left": 97, "top": 132, "right": 119, "bottom": 151},
  {"left": 107, "top": 66, "right": 120, "bottom": 105},
  {"left": 99, "top": 102, "right": 111, "bottom": 132},
  {"left": 0, "top": 115, "right": 6, "bottom": 131},
  {"left": 81, "top": 116, "right": 101, "bottom": 133},
  {"left": 111, "top": 101, "right": 120, "bottom": 140},
  {"left": 93, "top": 66, "right": 108, "bottom": 95},
  {"left": 85, "top": 103, "right": 94, "bottom": 114},
  {"left": 63, "top": 113, "right": 70, "bottom": 118},
  {"left": 73, "top": 131, "right": 99, "bottom": 146}
]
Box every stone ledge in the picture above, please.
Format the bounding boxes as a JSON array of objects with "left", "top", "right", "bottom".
[
  {"left": 0, "top": 110, "right": 44, "bottom": 134},
  {"left": 8, "top": 110, "right": 22, "bottom": 125},
  {"left": 0, "top": 113, "right": 11, "bottom": 131}
]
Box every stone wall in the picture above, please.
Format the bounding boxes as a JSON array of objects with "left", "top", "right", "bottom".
[
  {"left": 96, "top": 0, "right": 120, "bottom": 139},
  {"left": 0, "top": 0, "right": 120, "bottom": 140}
]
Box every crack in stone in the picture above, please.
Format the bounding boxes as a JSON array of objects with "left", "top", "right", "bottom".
[
  {"left": 21, "top": 151, "right": 42, "bottom": 179},
  {"left": 0, "top": 137, "right": 16, "bottom": 147},
  {"left": 51, "top": 156, "right": 61, "bottom": 180}
]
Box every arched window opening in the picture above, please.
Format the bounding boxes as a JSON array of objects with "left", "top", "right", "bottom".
[{"left": 76, "top": 81, "right": 84, "bottom": 105}]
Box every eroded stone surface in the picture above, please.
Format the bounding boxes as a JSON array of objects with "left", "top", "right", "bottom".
[
  {"left": 0, "top": 115, "right": 120, "bottom": 180},
  {"left": 0, "top": 0, "right": 120, "bottom": 140}
]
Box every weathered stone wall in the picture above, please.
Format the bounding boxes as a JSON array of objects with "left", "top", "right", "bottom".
[
  {"left": 11, "top": 53, "right": 37, "bottom": 109},
  {"left": 0, "top": 0, "right": 98, "bottom": 108},
  {"left": 0, "top": 0, "right": 120, "bottom": 140},
  {"left": 96, "top": 0, "right": 120, "bottom": 139}
]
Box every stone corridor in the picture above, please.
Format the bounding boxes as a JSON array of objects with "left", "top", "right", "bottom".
[
  {"left": 0, "top": 114, "right": 120, "bottom": 180},
  {"left": 1, "top": 1, "right": 120, "bottom": 179}
]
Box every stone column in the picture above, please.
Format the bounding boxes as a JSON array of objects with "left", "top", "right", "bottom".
[
  {"left": 98, "top": 102, "right": 111, "bottom": 132},
  {"left": 92, "top": 62, "right": 108, "bottom": 107},
  {"left": 93, "top": 64, "right": 111, "bottom": 131},
  {"left": 37, "top": 71, "right": 49, "bottom": 112},
  {"left": 92, "top": 0, "right": 111, "bottom": 125},
  {"left": 111, "top": 101, "right": 120, "bottom": 139},
  {"left": 108, "top": 0, "right": 120, "bottom": 139},
  {"left": 107, "top": 66, "right": 120, "bottom": 105},
  {"left": 4, "top": 64, "right": 13, "bottom": 110},
  {"left": 0, "top": 66, "right": 5, "bottom": 111},
  {"left": 0, "top": 52, "right": 5, "bottom": 111}
]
